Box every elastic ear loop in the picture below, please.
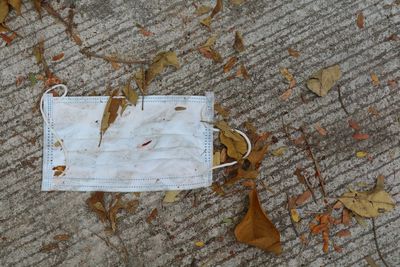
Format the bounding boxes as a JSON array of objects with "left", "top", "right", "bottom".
[
  {"left": 40, "top": 84, "right": 69, "bottom": 177},
  {"left": 211, "top": 128, "right": 252, "bottom": 170}
]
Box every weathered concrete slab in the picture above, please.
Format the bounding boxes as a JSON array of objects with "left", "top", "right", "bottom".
[{"left": 0, "top": 0, "right": 399, "bottom": 266}]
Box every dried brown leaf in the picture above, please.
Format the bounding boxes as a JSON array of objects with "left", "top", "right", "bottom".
[
  {"left": 336, "top": 229, "right": 351, "bottom": 237},
  {"left": 215, "top": 121, "right": 247, "bottom": 160},
  {"left": 233, "top": 31, "right": 245, "bottom": 52},
  {"left": 214, "top": 103, "right": 230, "bottom": 117},
  {"left": 40, "top": 242, "right": 59, "bottom": 252},
  {"left": 234, "top": 188, "right": 282, "bottom": 255},
  {"left": 86, "top": 192, "right": 108, "bottom": 223},
  {"left": 352, "top": 133, "right": 369, "bottom": 140},
  {"left": 236, "top": 64, "right": 250, "bottom": 79},
  {"left": 348, "top": 119, "right": 361, "bottom": 131},
  {"left": 99, "top": 90, "right": 123, "bottom": 146},
  {"left": 385, "top": 33, "right": 399, "bottom": 41},
  {"left": 52, "top": 165, "right": 66, "bottom": 176},
  {"left": 315, "top": 123, "right": 328, "bottom": 136},
  {"left": 145, "top": 51, "right": 180, "bottom": 86},
  {"left": 0, "top": 0, "right": 9, "bottom": 24}
]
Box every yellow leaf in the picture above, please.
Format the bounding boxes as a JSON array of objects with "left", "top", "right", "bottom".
[
  {"left": 195, "top": 241, "right": 205, "bottom": 247},
  {"left": 0, "top": 0, "right": 9, "bottom": 23},
  {"left": 271, "top": 147, "right": 287, "bottom": 157},
  {"left": 234, "top": 188, "right": 282, "bottom": 255},
  {"left": 99, "top": 90, "right": 123, "bottom": 146},
  {"left": 290, "top": 209, "right": 300, "bottom": 222},
  {"left": 163, "top": 191, "right": 181, "bottom": 203},
  {"left": 233, "top": 31, "right": 245, "bottom": 52},
  {"left": 280, "top": 68, "right": 294, "bottom": 82},
  {"left": 356, "top": 151, "right": 368, "bottom": 158},
  {"left": 307, "top": 64, "right": 341, "bottom": 97},
  {"left": 122, "top": 81, "right": 138, "bottom": 106},
  {"left": 339, "top": 175, "right": 395, "bottom": 218}
]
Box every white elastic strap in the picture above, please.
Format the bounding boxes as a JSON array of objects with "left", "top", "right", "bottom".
[
  {"left": 40, "top": 84, "right": 69, "bottom": 176},
  {"left": 212, "top": 128, "right": 252, "bottom": 170}
]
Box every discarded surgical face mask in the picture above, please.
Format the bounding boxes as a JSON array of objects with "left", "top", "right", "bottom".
[{"left": 41, "top": 85, "right": 217, "bottom": 192}]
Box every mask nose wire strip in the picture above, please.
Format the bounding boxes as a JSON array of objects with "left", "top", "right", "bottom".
[
  {"left": 40, "top": 84, "right": 69, "bottom": 176},
  {"left": 211, "top": 128, "right": 252, "bottom": 170}
]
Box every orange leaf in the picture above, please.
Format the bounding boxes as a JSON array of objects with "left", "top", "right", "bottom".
[
  {"left": 352, "top": 133, "right": 369, "bottom": 140},
  {"left": 234, "top": 188, "right": 282, "bottom": 255},
  {"left": 52, "top": 165, "right": 66, "bottom": 176},
  {"left": 356, "top": 12, "right": 364, "bottom": 29},
  {"left": 336, "top": 229, "right": 351, "bottom": 237},
  {"left": 295, "top": 190, "right": 312, "bottom": 205},
  {"left": 370, "top": 72, "right": 380, "bottom": 86}
]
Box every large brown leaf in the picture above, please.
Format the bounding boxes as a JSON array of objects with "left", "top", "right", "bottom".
[{"left": 235, "top": 188, "right": 282, "bottom": 255}]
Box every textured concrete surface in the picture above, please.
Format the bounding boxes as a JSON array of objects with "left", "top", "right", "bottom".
[{"left": 1, "top": 0, "right": 400, "bottom": 266}]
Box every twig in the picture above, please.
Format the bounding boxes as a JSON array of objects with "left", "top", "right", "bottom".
[
  {"left": 337, "top": 85, "right": 349, "bottom": 116},
  {"left": 299, "top": 127, "right": 327, "bottom": 197},
  {"left": 80, "top": 48, "right": 147, "bottom": 65},
  {"left": 42, "top": 2, "right": 82, "bottom": 45},
  {"left": 372, "top": 218, "right": 390, "bottom": 267}
]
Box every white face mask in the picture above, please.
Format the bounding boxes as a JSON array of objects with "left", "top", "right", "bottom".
[{"left": 40, "top": 85, "right": 251, "bottom": 192}]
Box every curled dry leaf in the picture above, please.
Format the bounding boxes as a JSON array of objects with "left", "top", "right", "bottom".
[
  {"left": 356, "top": 12, "right": 365, "bottom": 29},
  {"left": 288, "top": 48, "right": 300, "bottom": 58},
  {"left": 307, "top": 65, "right": 341, "bottom": 97},
  {"left": 198, "top": 35, "right": 222, "bottom": 63},
  {"left": 223, "top": 57, "right": 237, "bottom": 73},
  {"left": 236, "top": 64, "right": 250, "bottom": 79},
  {"left": 233, "top": 31, "right": 245, "bottom": 52},
  {"left": 163, "top": 191, "right": 181, "bottom": 203},
  {"left": 339, "top": 175, "right": 395, "bottom": 218},
  {"left": 234, "top": 188, "right": 282, "bottom": 255}
]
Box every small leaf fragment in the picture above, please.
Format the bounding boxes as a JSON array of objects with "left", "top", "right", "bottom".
[
  {"left": 163, "top": 191, "right": 181, "bottom": 203},
  {"left": 230, "top": 0, "right": 245, "bottom": 5},
  {"left": 52, "top": 165, "right": 66, "bottom": 176},
  {"left": 233, "top": 31, "right": 245, "bottom": 52},
  {"left": 290, "top": 209, "right": 301, "bottom": 222},
  {"left": 40, "top": 242, "right": 59, "bottom": 252},
  {"left": 213, "top": 151, "right": 221, "bottom": 166},
  {"left": 174, "top": 106, "right": 186, "bottom": 111},
  {"left": 214, "top": 103, "right": 230, "bottom": 118},
  {"left": 348, "top": 119, "right": 361, "bottom": 131},
  {"left": 356, "top": 151, "right": 368, "bottom": 158},
  {"left": 336, "top": 229, "right": 351, "bottom": 237},
  {"left": 356, "top": 12, "right": 365, "bottom": 29},
  {"left": 200, "top": 15, "right": 212, "bottom": 29},
  {"left": 352, "top": 133, "right": 369, "bottom": 140},
  {"left": 210, "top": 0, "right": 223, "bottom": 18},
  {"left": 195, "top": 241, "right": 205, "bottom": 247},
  {"left": 53, "top": 234, "right": 70, "bottom": 241},
  {"left": 295, "top": 190, "right": 312, "bottom": 205},
  {"left": 146, "top": 208, "right": 158, "bottom": 224},
  {"left": 370, "top": 72, "right": 380, "bottom": 86},
  {"left": 387, "top": 79, "right": 398, "bottom": 89},
  {"left": 236, "top": 64, "right": 250, "bottom": 79},
  {"left": 288, "top": 48, "right": 300, "bottom": 58}
]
